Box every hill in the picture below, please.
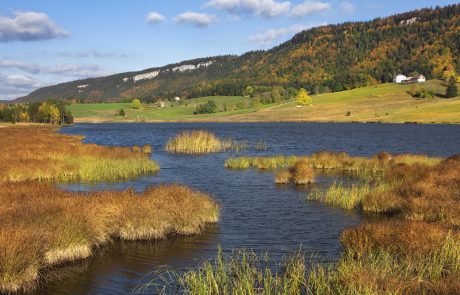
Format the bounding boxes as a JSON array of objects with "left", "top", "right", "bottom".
[
  {"left": 16, "top": 4, "right": 460, "bottom": 103},
  {"left": 68, "top": 80, "right": 460, "bottom": 124}
]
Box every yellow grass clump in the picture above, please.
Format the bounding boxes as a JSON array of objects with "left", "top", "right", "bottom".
[
  {"left": 275, "top": 170, "right": 291, "bottom": 184},
  {"left": 0, "top": 182, "right": 219, "bottom": 293},
  {"left": 165, "top": 130, "right": 234, "bottom": 154}
]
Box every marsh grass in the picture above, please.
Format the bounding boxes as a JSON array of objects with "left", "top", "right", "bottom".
[
  {"left": 0, "top": 126, "right": 219, "bottom": 293},
  {"left": 217, "top": 151, "right": 460, "bottom": 294},
  {"left": 134, "top": 249, "right": 309, "bottom": 295},
  {"left": 0, "top": 182, "right": 219, "bottom": 293},
  {"left": 225, "top": 151, "right": 441, "bottom": 179},
  {"left": 165, "top": 130, "right": 237, "bottom": 154},
  {"left": 274, "top": 160, "right": 315, "bottom": 185},
  {"left": 308, "top": 182, "right": 391, "bottom": 210},
  {"left": 0, "top": 126, "right": 159, "bottom": 182}
]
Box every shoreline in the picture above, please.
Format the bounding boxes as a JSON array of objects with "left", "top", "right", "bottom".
[{"left": 72, "top": 118, "right": 460, "bottom": 125}]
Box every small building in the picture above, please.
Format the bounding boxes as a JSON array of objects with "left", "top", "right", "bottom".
[
  {"left": 394, "top": 74, "right": 426, "bottom": 84},
  {"left": 157, "top": 101, "right": 166, "bottom": 108},
  {"left": 415, "top": 74, "right": 426, "bottom": 83},
  {"left": 394, "top": 74, "right": 407, "bottom": 83},
  {"left": 174, "top": 96, "right": 181, "bottom": 102}
]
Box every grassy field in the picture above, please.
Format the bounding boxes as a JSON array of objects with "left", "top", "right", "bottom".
[{"left": 68, "top": 80, "right": 460, "bottom": 123}]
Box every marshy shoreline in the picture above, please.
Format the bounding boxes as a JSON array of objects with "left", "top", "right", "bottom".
[{"left": 0, "top": 126, "right": 220, "bottom": 294}]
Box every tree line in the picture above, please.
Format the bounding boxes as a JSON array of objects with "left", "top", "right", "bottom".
[{"left": 0, "top": 101, "right": 74, "bottom": 125}]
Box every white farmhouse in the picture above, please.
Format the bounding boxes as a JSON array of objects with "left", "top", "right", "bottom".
[{"left": 394, "top": 74, "right": 408, "bottom": 83}]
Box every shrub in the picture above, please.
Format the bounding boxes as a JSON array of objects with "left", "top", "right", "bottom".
[
  {"left": 119, "top": 108, "right": 126, "bottom": 116},
  {"left": 132, "top": 99, "right": 141, "bottom": 109},
  {"left": 194, "top": 100, "right": 217, "bottom": 114}
]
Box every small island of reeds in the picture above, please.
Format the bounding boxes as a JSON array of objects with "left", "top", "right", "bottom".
[
  {"left": 0, "top": 126, "right": 220, "bottom": 293},
  {"left": 165, "top": 130, "right": 236, "bottom": 154}
]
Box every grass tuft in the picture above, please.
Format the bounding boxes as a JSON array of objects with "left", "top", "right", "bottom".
[{"left": 165, "top": 130, "right": 235, "bottom": 154}]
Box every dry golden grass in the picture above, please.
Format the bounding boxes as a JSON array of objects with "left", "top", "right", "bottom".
[
  {"left": 219, "top": 150, "right": 460, "bottom": 294},
  {"left": 226, "top": 151, "right": 441, "bottom": 179},
  {"left": 292, "top": 159, "right": 316, "bottom": 185},
  {"left": 0, "top": 126, "right": 219, "bottom": 293},
  {"left": 275, "top": 170, "right": 291, "bottom": 184},
  {"left": 0, "top": 182, "right": 219, "bottom": 293},
  {"left": 0, "top": 126, "right": 159, "bottom": 182},
  {"left": 165, "top": 130, "right": 234, "bottom": 154}
]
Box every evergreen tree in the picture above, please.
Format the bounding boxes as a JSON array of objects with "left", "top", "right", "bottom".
[{"left": 446, "top": 76, "right": 458, "bottom": 98}]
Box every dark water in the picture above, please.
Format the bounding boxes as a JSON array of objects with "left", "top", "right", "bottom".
[{"left": 36, "top": 122, "right": 460, "bottom": 295}]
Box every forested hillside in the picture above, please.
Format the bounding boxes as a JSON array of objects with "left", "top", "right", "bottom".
[{"left": 16, "top": 4, "right": 460, "bottom": 103}]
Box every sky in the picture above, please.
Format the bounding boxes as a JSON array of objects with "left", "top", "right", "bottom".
[{"left": 0, "top": 0, "right": 457, "bottom": 100}]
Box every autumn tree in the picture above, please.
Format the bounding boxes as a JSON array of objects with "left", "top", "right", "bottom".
[
  {"left": 296, "top": 88, "right": 312, "bottom": 105},
  {"left": 132, "top": 99, "right": 141, "bottom": 109}
]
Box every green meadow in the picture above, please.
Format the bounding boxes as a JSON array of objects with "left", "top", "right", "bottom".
[{"left": 68, "top": 80, "right": 460, "bottom": 124}]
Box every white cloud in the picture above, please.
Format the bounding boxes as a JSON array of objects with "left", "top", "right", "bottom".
[
  {"left": 174, "top": 11, "right": 217, "bottom": 27},
  {"left": 0, "top": 60, "right": 110, "bottom": 78},
  {"left": 146, "top": 11, "right": 166, "bottom": 24},
  {"left": 205, "top": 0, "right": 291, "bottom": 18},
  {"left": 340, "top": 2, "right": 355, "bottom": 14},
  {"left": 0, "top": 72, "right": 47, "bottom": 100},
  {"left": 291, "top": 1, "right": 330, "bottom": 18},
  {"left": 247, "top": 24, "right": 307, "bottom": 44},
  {"left": 0, "top": 11, "right": 69, "bottom": 42}
]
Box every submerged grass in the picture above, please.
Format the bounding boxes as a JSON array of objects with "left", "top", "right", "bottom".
[
  {"left": 0, "top": 126, "right": 159, "bottom": 182},
  {"left": 165, "top": 130, "right": 238, "bottom": 154}
]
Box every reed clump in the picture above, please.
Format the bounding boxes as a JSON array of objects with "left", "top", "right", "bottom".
[
  {"left": 292, "top": 159, "right": 316, "bottom": 185},
  {"left": 0, "top": 126, "right": 159, "bottom": 182},
  {"left": 274, "top": 160, "right": 316, "bottom": 185},
  {"left": 275, "top": 170, "right": 291, "bottom": 184},
  {"left": 0, "top": 182, "right": 219, "bottom": 293},
  {"left": 165, "top": 130, "right": 235, "bottom": 154}
]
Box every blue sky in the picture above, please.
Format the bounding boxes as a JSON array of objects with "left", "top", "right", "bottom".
[{"left": 0, "top": 0, "right": 457, "bottom": 100}]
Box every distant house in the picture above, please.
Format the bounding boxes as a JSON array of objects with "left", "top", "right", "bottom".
[
  {"left": 394, "top": 74, "right": 407, "bottom": 83},
  {"left": 394, "top": 74, "right": 426, "bottom": 84},
  {"left": 174, "top": 96, "right": 181, "bottom": 102},
  {"left": 157, "top": 101, "right": 166, "bottom": 108},
  {"left": 415, "top": 74, "right": 426, "bottom": 82}
]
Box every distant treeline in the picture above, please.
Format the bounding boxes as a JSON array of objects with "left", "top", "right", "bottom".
[
  {"left": 0, "top": 101, "right": 74, "bottom": 125},
  {"left": 17, "top": 4, "right": 460, "bottom": 104}
]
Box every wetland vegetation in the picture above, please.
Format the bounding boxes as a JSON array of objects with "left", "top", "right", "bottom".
[
  {"left": 165, "top": 130, "right": 240, "bottom": 154},
  {"left": 0, "top": 126, "right": 219, "bottom": 293},
  {"left": 204, "top": 151, "right": 460, "bottom": 294}
]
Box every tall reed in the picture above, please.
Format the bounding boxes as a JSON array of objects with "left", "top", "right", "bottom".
[{"left": 165, "top": 130, "right": 235, "bottom": 154}]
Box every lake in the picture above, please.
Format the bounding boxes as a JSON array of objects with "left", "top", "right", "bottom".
[{"left": 35, "top": 122, "right": 460, "bottom": 295}]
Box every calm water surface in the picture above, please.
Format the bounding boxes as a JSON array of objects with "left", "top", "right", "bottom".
[{"left": 35, "top": 122, "right": 460, "bottom": 295}]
